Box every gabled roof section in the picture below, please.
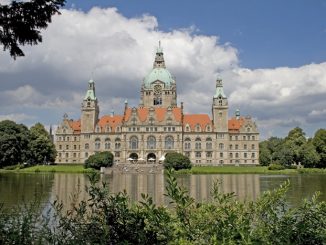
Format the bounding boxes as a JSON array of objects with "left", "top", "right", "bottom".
[
  {"left": 183, "top": 114, "right": 212, "bottom": 130},
  {"left": 98, "top": 115, "right": 123, "bottom": 132},
  {"left": 68, "top": 120, "right": 81, "bottom": 133},
  {"left": 228, "top": 117, "right": 245, "bottom": 132},
  {"left": 123, "top": 106, "right": 182, "bottom": 123}
]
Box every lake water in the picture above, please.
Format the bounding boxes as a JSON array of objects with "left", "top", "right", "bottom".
[{"left": 0, "top": 172, "right": 325, "bottom": 209}]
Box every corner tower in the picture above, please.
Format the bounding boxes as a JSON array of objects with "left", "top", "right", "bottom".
[
  {"left": 81, "top": 79, "right": 99, "bottom": 133},
  {"left": 212, "top": 78, "right": 228, "bottom": 132},
  {"left": 140, "top": 42, "right": 177, "bottom": 108}
]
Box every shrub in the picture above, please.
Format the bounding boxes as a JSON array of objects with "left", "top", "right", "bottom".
[
  {"left": 84, "top": 151, "right": 114, "bottom": 170},
  {"left": 163, "top": 152, "right": 192, "bottom": 170},
  {"left": 268, "top": 163, "right": 285, "bottom": 170}
]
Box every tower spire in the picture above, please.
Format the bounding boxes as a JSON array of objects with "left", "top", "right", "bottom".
[
  {"left": 153, "top": 41, "right": 166, "bottom": 68},
  {"left": 84, "top": 79, "right": 97, "bottom": 101},
  {"left": 213, "top": 78, "right": 227, "bottom": 99}
]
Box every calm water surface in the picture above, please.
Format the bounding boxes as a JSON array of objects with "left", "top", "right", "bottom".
[{"left": 0, "top": 172, "right": 325, "bottom": 209}]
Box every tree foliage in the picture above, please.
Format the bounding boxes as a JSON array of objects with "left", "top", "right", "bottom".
[
  {"left": 0, "top": 0, "right": 65, "bottom": 58},
  {"left": 0, "top": 120, "right": 55, "bottom": 167},
  {"left": 260, "top": 127, "right": 326, "bottom": 168},
  {"left": 28, "top": 122, "right": 56, "bottom": 164},
  {"left": 84, "top": 151, "right": 114, "bottom": 170},
  {"left": 164, "top": 152, "right": 192, "bottom": 170},
  {"left": 312, "top": 129, "right": 326, "bottom": 168},
  {"left": 0, "top": 120, "right": 29, "bottom": 167}
]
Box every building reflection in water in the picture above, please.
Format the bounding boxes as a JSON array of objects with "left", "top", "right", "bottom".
[{"left": 50, "top": 173, "right": 261, "bottom": 207}]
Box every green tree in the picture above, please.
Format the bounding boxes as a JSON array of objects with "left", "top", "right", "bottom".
[
  {"left": 85, "top": 151, "right": 114, "bottom": 170},
  {"left": 0, "top": 0, "right": 65, "bottom": 58},
  {"left": 28, "top": 122, "right": 56, "bottom": 164},
  {"left": 312, "top": 129, "right": 326, "bottom": 168},
  {"left": 284, "top": 127, "right": 307, "bottom": 164},
  {"left": 299, "top": 141, "right": 320, "bottom": 168},
  {"left": 0, "top": 120, "right": 30, "bottom": 167},
  {"left": 164, "top": 152, "right": 192, "bottom": 170},
  {"left": 259, "top": 141, "right": 271, "bottom": 166}
]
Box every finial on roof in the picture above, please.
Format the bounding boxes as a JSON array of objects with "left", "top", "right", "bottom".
[
  {"left": 63, "top": 113, "right": 68, "bottom": 120},
  {"left": 124, "top": 99, "right": 128, "bottom": 104},
  {"left": 111, "top": 110, "right": 114, "bottom": 117},
  {"left": 235, "top": 109, "right": 240, "bottom": 120}
]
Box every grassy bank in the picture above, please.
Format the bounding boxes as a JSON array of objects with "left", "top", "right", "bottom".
[
  {"left": 177, "top": 166, "right": 326, "bottom": 174},
  {"left": 0, "top": 164, "right": 96, "bottom": 174}
]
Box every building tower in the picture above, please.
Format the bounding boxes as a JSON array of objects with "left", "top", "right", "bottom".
[
  {"left": 140, "top": 42, "right": 177, "bottom": 108},
  {"left": 212, "top": 78, "right": 228, "bottom": 132},
  {"left": 81, "top": 79, "right": 99, "bottom": 133}
]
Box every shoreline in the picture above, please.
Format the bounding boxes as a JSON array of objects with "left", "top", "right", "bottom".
[{"left": 0, "top": 165, "right": 325, "bottom": 174}]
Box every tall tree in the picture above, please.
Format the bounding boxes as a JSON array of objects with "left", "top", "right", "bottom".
[
  {"left": 0, "top": 120, "right": 30, "bottom": 167},
  {"left": 259, "top": 141, "right": 271, "bottom": 166},
  {"left": 312, "top": 129, "right": 326, "bottom": 168},
  {"left": 284, "top": 127, "right": 307, "bottom": 164},
  {"left": 299, "top": 141, "right": 320, "bottom": 167},
  {"left": 28, "top": 122, "right": 56, "bottom": 164},
  {"left": 0, "top": 0, "right": 65, "bottom": 58}
]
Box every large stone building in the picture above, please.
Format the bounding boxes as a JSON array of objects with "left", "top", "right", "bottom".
[{"left": 55, "top": 44, "right": 259, "bottom": 165}]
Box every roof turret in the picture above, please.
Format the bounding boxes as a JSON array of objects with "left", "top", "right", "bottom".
[
  {"left": 213, "top": 78, "right": 227, "bottom": 99},
  {"left": 84, "top": 79, "right": 97, "bottom": 100}
]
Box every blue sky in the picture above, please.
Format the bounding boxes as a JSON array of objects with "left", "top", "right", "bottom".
[
  {"left": 66, "top": 0, "right": 326, "bottom": 68},
  {"left": 0, "top": 0, "right": 325, "bottom": 139}
]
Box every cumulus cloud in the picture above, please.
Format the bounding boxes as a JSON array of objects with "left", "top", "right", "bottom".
[{"left": 0, "top": 6, "right": 325, "bottom": 138}]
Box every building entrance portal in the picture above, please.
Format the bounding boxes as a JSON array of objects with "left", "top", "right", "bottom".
[
  {"left": 147, "top": 153, "right": 156, "bottom": 163},
  {"left": 129, "top": 153, "right": 138, "bottom": 160}
]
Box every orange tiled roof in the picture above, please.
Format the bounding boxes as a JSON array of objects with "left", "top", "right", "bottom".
[
  {"left": 68, "top": 120, "right": 81, "bottom": 133},
  {"left": 137, "top": 107, "right": 148, "bottom": 122},
  {"left": 183, "top": 114, "right": 212, "bottom": 130},
  {"left": 172, "top": 107, "right": 182, "bottom": 122},
  {"left": 124, "top": 108, "right": 132, "bottom": 122},
  {"left": 98, "top": 115, "right": 123, "bottom": 132},
  {"left": 228, "top": 117, "right": 245, "bottom": 131}
]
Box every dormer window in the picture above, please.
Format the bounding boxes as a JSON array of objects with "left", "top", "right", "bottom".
[{"left": 195, "top": 124, "right": 201, "bottom": 132}]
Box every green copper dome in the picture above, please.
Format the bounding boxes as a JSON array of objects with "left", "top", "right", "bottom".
[{"left": 143, "top": 68, "right": 174, "bottom": 88}]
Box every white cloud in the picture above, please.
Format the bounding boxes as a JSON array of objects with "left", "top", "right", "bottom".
[{"left": 0, "top": 6, "right": 325, "bottom": 138}]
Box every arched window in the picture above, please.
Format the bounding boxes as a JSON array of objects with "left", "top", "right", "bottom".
[
  {"left": 115, "top": 138, "right": 121, "bottom": 150},
  {"left": 130, "top": 136, "right": 138, "bottom": 150},
  {"left": 195, "top": 137, "right": 201, "bottom": 150},
  {"left": 251, "top": 144, "right": 255, "bottom": 150},
  {"left": 206, "top": 137, "right": 212, "bottom": 150},
  {"left": 105, "top": 138, "right": 111, "bottom": 149},
  {"left": 147, "top": 136, "right": 156, "bottom": 149},
  {"left": 95, "top": 138, "right": 100, "bottom": 150},
  {"left": 195, "top": 124, "right": 201, "bottom": 132},
  {"left": 85, "top": 143, "right": 89, "bottom": 150},
  {"left": 184, "top": 137, "right": 191, "bottom": 150},
  {"left": 206, "top": 125, "right": 211, "bottom": 132},
  {"left": 185, "top": 125, "right": 190, "bottom": 132},
  {"left": 165, "top": 136, "right": 174, "bottom": 149},
  {"left": 218, "top": 143, "right": 224, "bottom": 150}
]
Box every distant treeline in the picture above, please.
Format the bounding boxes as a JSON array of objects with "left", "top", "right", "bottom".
[
  {"left": 0, "top": 120, "right": 56, "bottom": 168},
  {"left": 259, "top": 127, "right": 326, "bottom": 168}
]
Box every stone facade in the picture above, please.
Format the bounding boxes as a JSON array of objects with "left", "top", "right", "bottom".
[{"left": 55, "top": 44, "right": 259, "bottom": 165}]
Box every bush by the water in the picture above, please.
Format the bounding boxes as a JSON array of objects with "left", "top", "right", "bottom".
[
  {"left": 84, "top": 151, "right": 113, "bottom": 170},
  {"left": 0, "top": 170, "right": 325, "bottom": 244},
  {"left": 163, "top": 152, "right": 192, "bottom": 170},
  {"left": 268, "top": 163, "right": 286, "bottom": 170}
]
